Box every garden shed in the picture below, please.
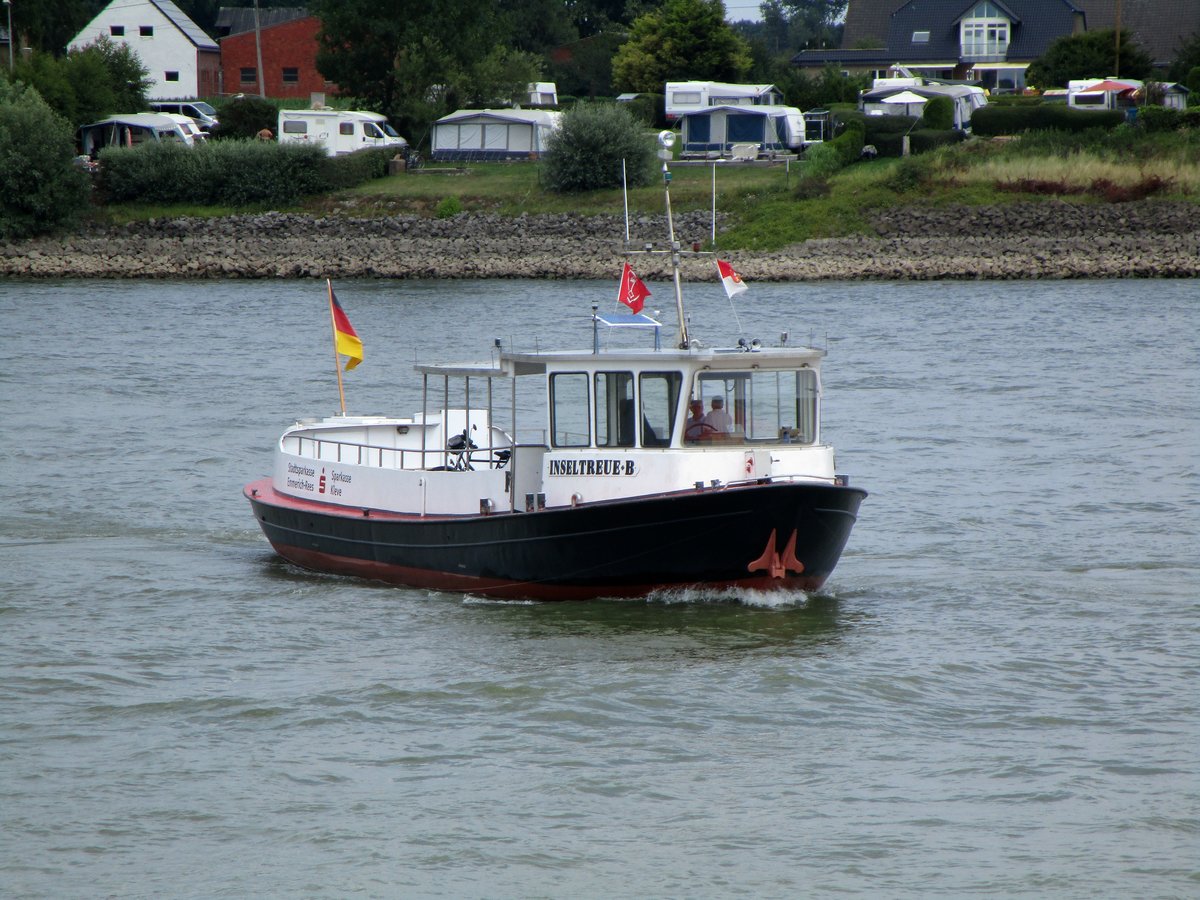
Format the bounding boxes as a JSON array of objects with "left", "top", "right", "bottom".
[{"left": 431, "top": 109, "right": 562, "bottom": 161}]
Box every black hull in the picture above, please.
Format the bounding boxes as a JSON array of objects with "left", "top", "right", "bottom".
[{"left": 244, "top": 478, "right": 866, "bottom": 601}]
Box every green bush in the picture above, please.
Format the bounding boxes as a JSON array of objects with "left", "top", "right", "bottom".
[
  {"left": 435, "top": 196, "right": 462, "bottom": 218},
  {"left": 828, "top": 118, "right": 865, "bottom": 165},
  {"left": 97, "top": 140, "right": 332, "bottom": 205},
  {"left": 909, "top": 128, "right": 968, "bottom": 154},
  {"left": 920, "top": 96, "right": 955, "bottom": 130},
  {"left": 799, "top": 142, "right": 843, "bottom": 182},
  {"left": 972, "top": 104, "right": 1124, "bottom": 136},
  {"left": 1136, "top": 105, "right": 1200, "bottom": 132},
  {"left": 321, "top": 146, "right": 393, "bottom": 190},
  {"left": 624, "top": 93, "right": 665, "bottom": 128},
  {"left": 542, "top": 103, "right": 655, "bottom": 193},
  {"left": 213, "top": 96, "right": 280, "bottom": 140},
  {"left": 0, "top": 78, "right": 91, "bottom": 239}
]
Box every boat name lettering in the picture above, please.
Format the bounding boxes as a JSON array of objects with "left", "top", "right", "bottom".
[
  {"left": 287, "top": 462, "right": 315, "bottom": 477},
  {"left": 548, "top": 459, "right": 636, "bottom": 477}
]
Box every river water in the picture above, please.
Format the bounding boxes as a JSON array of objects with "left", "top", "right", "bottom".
[{"left": 1, "top": 277, "right": 1196, "bottom": 898}]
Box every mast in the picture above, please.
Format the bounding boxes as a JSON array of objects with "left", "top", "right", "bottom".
[{"left": 657, "top": 130, "right": 690, "bottom": 349}]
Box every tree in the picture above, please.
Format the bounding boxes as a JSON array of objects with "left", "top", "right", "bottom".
[
  {"left": 612, "top": 0, "right": 751, "bottom": 93},
  {"left": 542, "top": 102, "right": 655, "bottom": 192},
  {"left": 1026, "top": 29, "right": 1153, "bottom": 89},
  {"left": 311, "top": 0, "right": 524, "bottom": 142},
  {"left": 0, "top": 76, "right": 91, "bottom": 238},
  {"left": 1167, "top": 31, "right": 1200, "bottom": 83}
]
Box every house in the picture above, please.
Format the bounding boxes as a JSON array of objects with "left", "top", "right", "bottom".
[
  {"left": 794, "top": 1, "right": 1200, "bottom": 93},
  {"left": 215, "top": 7, "right": 336, "bottom": 99},
  {"left": 431, "top": 109, "right": 561, "bottom": 161},
  {"left": 678, "top": 105, "right": 807, "bottom": 158},
  {"left": 68, "top": 0, "right": 219, "bottom": 100}
]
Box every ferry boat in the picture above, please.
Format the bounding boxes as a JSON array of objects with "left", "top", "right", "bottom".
[{"left": 244, "top": 133, "right": 866, "bottom": 600}]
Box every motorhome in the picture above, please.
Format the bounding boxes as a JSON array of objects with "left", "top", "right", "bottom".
[
  {"left": 665, "top": 82, "right": 783, "bottom": 121},
  {"left": 277, "top": 109, "right": 407, "bottom": 156}
]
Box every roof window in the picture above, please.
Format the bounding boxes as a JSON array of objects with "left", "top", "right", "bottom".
[{"left": 912, "top": 30, "right": 930, "bottom": 43}]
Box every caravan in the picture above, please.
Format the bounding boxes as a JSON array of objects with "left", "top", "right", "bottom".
[
  {"left": 277, "top": 109, "right": 408, "bottom": 156},
  {"left": 665, "top": 82, "right": 783, "bottom": 121}
]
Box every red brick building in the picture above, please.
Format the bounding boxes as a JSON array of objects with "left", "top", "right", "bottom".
[{"left": 217, "top": 12, "right": 337, "bottom": 99}]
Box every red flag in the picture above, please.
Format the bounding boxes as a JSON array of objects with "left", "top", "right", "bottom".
[
  {"left": 617, "top": 262, "right": 651, "bottom": 314},
  {"left": 716, "top": 260, "right": 748, "bottom": 299},
  {"left": 329, "top": 288, "right": 363, "bottom": 370}
]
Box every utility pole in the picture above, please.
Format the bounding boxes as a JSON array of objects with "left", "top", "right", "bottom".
[
  {"left": 4, "top": 0, "right": 13, "bottom": 73},
  {"left": 1114, "top": 0, "right": 1122, "bottom": 77},
  {"left": 253, "top": 0, "right": 265, "bottom": 98}
]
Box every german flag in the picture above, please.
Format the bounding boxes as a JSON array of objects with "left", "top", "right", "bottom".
[{"left": 329, "top": 286, "right": 363, "bottom": 371}]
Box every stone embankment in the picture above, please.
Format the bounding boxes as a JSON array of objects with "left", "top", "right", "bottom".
[{"left": 2, "top": 202, "right": 1199, "bottom": 280}]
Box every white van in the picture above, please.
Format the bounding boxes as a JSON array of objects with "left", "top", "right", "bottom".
[
  {"left": 277, "top": 109, "right": 408, "bottom": 156},
  {"left": 149, "top": 100, "right": 220, "bottom": 132}
]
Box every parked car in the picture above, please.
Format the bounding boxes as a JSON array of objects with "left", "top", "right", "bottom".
[{"left": 149, "top": 100, "right": 220, "bottom": 132}]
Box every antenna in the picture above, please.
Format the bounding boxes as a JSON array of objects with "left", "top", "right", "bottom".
[{"left": 657, "top": 130, "right": 689, "bottom": 350}]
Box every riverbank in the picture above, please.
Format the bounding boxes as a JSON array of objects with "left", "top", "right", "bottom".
[{"left": 3, "top": 200, "right": 1199, "bottom": 280}]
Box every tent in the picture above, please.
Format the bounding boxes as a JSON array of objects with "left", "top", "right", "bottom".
[
  {"left": 678, "top": 105, "right": 806, "bottom": 158},
  {"left": 431, "top": 109, "right": 561, "bottom": 161}
]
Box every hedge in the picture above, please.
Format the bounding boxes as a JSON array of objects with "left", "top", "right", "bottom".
[
  {"left": 972, "top": 104, "right": 1124, "bottom": 136},
  {"left": 96, "top": 140, "right": 393, "bottom": 205},
  {"left": 1136, "top": 105, "right": 1200, "bottom": 132}
]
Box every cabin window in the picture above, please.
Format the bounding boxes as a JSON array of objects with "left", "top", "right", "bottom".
[
  {"left": 550, "top": 373, "right": 590, "bottom": 448},
  {"left": 282, "top": 120, "right": 307, "bottom": 134},
  {"left": 639, "top": 372, "right": 681, "bottom": 448},
  {"left": 692, "top": 369, "right": 818, "bottom": 444},
  {"left": 110, "top": 25, "right": 125, "bottom": 36},
  {"left": 240, "top": 67, "right": 257, "bottom": 85},
  {"left": 139, "top": 25, "right": 154, "bottom": 37},
  {"left": 339, "top": 122, "right": 355, "bottom": 135},
  {"left": 595, "top": 371, "right": 635, "bottom": 448},
  {"left": 282, "top": 67, "right": 299, "bottom": 84}
]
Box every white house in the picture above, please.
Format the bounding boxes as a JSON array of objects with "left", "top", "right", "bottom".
[
  {"left": 432, "top": 109, "right": 562, "bottom": 161},
  {"left": 68, "top": 0, "right": 219, "bottom": 101}
]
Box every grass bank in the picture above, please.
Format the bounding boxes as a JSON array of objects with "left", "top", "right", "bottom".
[{"left": 97, "top": 128, "right": 1200, "bottom": 251}]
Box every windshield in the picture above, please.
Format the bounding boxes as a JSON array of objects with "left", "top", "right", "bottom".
[
  {"left": 381, "top": 122, "right": 400, "bottom": 137},
  {"left": 689, "top": 369, "right": 818, "bottom": 444},
  {"left": 192, "top": 102, "right": 217, "bottom": 116}
]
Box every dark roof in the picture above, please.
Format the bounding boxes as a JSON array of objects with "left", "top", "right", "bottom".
[
  {"left": 151, "top": 0, "right": 219, "bottom": 50},
  {"left": 834, "top": 0, "right": 1200, "bottom": 68},
  {"left": 884, "top": 0, "right": 1082, "bottom": 62},
  {"left": 1072, "top": 0, "right": 1200, "bottom": 66},
  {"left": 214, "top": 7, "right": 309, "bottom": 38},
  {"left": 841, "top": 0, "right": 893, "bottom": 49},
  {"left": 800, "top": 0, "right": 1085, "bottom": 67}
]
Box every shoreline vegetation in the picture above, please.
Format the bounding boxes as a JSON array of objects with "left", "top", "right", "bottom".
[{"left": 4, "top": 148, "right": 1200, "bottom": 281}]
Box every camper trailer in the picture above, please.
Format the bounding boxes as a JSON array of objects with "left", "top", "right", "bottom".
[
  {"left": 277, "top": 109, "right": 407, "bottom": 156},
  {"left": 665, "top": 82, "right": 783, "bottom": 121},
  {"left": 678, "top": 105, "right": 807, "bottom": 158},
  {"left": 77, "top": 113, "right": 195, "bottom": 157}
]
